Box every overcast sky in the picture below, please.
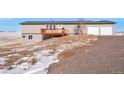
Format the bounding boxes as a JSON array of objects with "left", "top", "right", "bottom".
[{"left": 0, "top": 18, "right": 124, "bottom": 32}]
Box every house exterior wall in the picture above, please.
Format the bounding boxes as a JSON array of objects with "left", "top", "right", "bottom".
[
  {"left": 22, "top": 33, "right": 43, "bottom": 42},
  {"left": 22, "top": 24, "right": 115, "bottom": 35},
  {"left": 21, "top": 25, "right": 52, "bottom": 42},
  {"left": 21, "top": 25, "right": 46, "bottom": 33},
  {"left": 62, "top": 24, "right": 78, "bottom": 34},
  {"left": 22, "top": 33, "right": 52, "bottom": 42},
  {"left": 21, "top": 24, "right": 79, "bottom": 42},
  {"left": 21, "top": 24, "right": 78, "bottom": 35},
  {"left": 80, "top": 25, "right": 87, "bottom": 34},
  {"left": 21, "top": 23, "right": 115, "bottom": 42}
]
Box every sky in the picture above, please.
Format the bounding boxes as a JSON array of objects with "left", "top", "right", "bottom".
[{"left": 0, "top": 18, "right": 124, "bottom": 32}]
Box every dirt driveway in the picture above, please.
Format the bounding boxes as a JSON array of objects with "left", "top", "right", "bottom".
[{"left": 48, "top": 36, "right": 124, "bottom": 74}]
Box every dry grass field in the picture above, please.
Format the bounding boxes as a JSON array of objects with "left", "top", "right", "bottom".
[
  {"left": 49, "top": 36, "right": 124, "bottom": 74},
  {"left": 0, "top": 32, "right": 97, "bottom": 74},
  {"left": 0, "top": 32, "right": 21, "bottom": 46}
]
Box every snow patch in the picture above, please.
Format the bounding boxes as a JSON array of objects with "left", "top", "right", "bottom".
[
  {"left": 0, "top": 57, "right": 6, "bottom": 64},
  {"left": 18, "top": 57, "right": 32, "bottom": 62},
  {"left": 0, "top": 49, "right": 60, "bottom": 74},
  {"left": 5, "top": 54, "right": 19, "bottom": 57},
  {"left": 10, "top": 48, "right": 25, "bottom": 52},
  {"left": 24, "top": 49, "right": 60, "bottom": 74}
]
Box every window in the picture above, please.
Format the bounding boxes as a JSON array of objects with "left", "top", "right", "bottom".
[
  {"left": 77, "top": 24, "right": 81, "bottom": 28},
  {"left": 50, "top": 24, "right": 52, "bottom": 30},
  {"left": 46, "top": 24, "right": 49, "bottom": 30},
  {"left": 22, "top": 35, "right": 26, "bottom": 38},
  {"left": 46, "top": 24, "right": 56, "bottom": 30},
  {"left": 30, "top": 35, "right": 33, "bottom": 39},
  {"left": 28, "top": 35, "right": 30, "bottom": 39},
  {"left": 53, "top": 25, "right": 56, "bottom": 30},
  {"left": 28, "top": 35, "right": 33, "bottom": 40}
]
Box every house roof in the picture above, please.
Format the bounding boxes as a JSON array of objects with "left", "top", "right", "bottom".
[{"left": 20, "top": 21, "right": 116, "bottom": 25}]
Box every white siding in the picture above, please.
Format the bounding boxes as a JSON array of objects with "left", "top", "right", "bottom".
[
  {"left": 21, "top": 25, "right": 46, "bottom": 33},
  {"left": 87, "top": 26, "right": 99, "bottom": 35},
  {"left": 21, "top": 24, "right": 77, "bottom": 35},
  {"left": 86, "top": 24, "right": 114, "bottom": 35},
  {"left": 22, "top": 34, "right": 43, "bottom": 42},
  {"left": 100, "top": 27, "right": 112, "bottom": 35},
  {"left": 62, "top": 25, "right": 77, "bottom": 34}
]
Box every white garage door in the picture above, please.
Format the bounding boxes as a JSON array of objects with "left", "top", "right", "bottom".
[
  {"left": 87, "top": 27, "right": 99, "bottom": 35},
  {"left": 100, "top": 27, "right": 112, "bottom": 35}
]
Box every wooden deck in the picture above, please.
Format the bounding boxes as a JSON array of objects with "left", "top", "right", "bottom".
[{"left": 41, "top": 28, "right": 67, "bottom": 36}]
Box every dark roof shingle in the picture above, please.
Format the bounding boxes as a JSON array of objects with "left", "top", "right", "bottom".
[{"left": 20, "top": 21, "right": 116, "bottom": 25}]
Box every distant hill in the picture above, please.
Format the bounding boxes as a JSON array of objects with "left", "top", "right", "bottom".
[
  {"left": 0, "top": 31, "right": 5, "bottom": 32},
  {"left": 0, "top": 31, "right": 21, "bottom": 37},
  {"left": 0, "top": 31, "right": 16, "bottom": 32}
]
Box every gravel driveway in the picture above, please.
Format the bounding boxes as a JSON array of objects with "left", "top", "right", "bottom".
[{"left": 48, "top": 36, "right": 124, "bottom": 74}]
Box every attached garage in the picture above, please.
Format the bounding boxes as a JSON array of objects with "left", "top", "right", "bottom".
[
  {"left": 87, "top": 27, "right": 99, "bottom": 35},
  {"left": 100, "top": 27, "right": 112, "bottom": 35},
  {"left": 87, "top": 25, "right": 114, "bottom": 35}
]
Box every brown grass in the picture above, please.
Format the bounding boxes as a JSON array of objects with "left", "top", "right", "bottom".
[
  {"left": 58, "top": 49, "right": 74, "bottom": 61},
  {"left": 4, "top": 43, "right": 22, "bottom": 48},
  {"left": 0, "top": 35, "right": 97, "bottom": 70},
  {"left": 29, "top": 58, "right": 37, "bottom": 65}
]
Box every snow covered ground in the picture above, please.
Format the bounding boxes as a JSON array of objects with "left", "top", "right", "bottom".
[
  {"left": 0, "top": 42, "right": 71, "bottom": 74},
  {"left": 0, "top": 49, "right": 60, "bottom": 74}
]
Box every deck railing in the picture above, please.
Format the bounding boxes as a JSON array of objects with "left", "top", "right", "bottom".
[{"left": 41, "top": 28, "right": 67, "bottom": 36}]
